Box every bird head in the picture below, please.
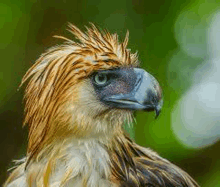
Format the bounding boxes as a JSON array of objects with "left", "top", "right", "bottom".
[{"left": 21, "top": 23, "right": 163, "bottom": 161}]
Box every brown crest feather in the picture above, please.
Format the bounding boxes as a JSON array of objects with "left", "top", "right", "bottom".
[{"left": 19, "top": 23, "right": 138, "bottom": 167}]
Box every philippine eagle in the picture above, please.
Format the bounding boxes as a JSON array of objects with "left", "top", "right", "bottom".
[{"left": 4, "top": 23, "right": 199, "bottom": 187}]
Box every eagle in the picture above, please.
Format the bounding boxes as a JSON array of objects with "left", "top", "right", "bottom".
[{"left": 4, "top": 23, "right": 199, "bottom": 187}]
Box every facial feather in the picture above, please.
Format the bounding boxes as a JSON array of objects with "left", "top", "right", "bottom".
[{"left": 18, "top": 23, "right": 138, "bottom": 168}]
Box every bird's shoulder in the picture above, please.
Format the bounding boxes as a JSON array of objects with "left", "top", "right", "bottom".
[{"left": 110, "top": 135, "right": 199, "bottom": 187}]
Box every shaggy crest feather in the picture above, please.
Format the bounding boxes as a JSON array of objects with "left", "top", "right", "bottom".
[{"left": 20, "top": 23, "right": 138, "bottom": 165}]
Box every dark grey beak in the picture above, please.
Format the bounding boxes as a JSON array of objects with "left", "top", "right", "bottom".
[{"left": 103, "top": 68, "right": 163, "bottom": 118}]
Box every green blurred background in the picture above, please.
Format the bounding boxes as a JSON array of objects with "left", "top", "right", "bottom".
[{"left": 1, "top": 0, "right": 220, "bottom": 186}]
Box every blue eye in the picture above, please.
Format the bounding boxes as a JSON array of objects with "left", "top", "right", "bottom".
[{"left": 94, "top": 73, "right": 107, "bottom": 85}]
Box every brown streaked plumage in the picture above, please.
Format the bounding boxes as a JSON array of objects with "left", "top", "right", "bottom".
[{"left": 4, "top": 23, "right": 199, "bottom": 187}]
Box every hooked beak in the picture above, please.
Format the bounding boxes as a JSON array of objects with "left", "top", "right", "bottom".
[{"left": 103, "top": 68, "right": 163, "bottom": 118}]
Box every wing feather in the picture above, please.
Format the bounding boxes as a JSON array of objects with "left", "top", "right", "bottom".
[{"left": 110, "top": 135, "right": 199, "bottom": 187}]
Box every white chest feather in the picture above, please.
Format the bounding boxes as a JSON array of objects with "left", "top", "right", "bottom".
[
  {"left": 54, "top": 139, "right": 113, "bottom": 187},
  {"left": 6, "top": 140, "right": 115, "bottom": 187}
]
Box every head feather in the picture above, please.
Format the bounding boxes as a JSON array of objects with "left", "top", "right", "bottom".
[{"left": 21, "top": 23, "right": 137, "bottom": 165}]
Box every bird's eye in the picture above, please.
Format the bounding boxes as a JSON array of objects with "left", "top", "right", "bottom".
[{"left": 94, "top": 73, "right": 108, "bottom": 85}]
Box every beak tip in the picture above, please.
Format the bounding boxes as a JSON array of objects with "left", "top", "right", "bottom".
[
  {"left": 155, "top": 110, "right": 160, "bottom": 119},
  {"left": 155, "top": 104, "right": 162, "bottom": 119}
]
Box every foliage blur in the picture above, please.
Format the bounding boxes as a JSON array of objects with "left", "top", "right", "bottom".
[{"left": 1, "top": 0, "right": 220, "bottom": 186}]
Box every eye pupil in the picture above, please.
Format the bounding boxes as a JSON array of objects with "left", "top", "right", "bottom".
[
  {"left": 99, "top": 75, "right": 105, "bottom": 81},
  {"left": 95, "top": 74, "right": 107, "bottom": 85}
]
